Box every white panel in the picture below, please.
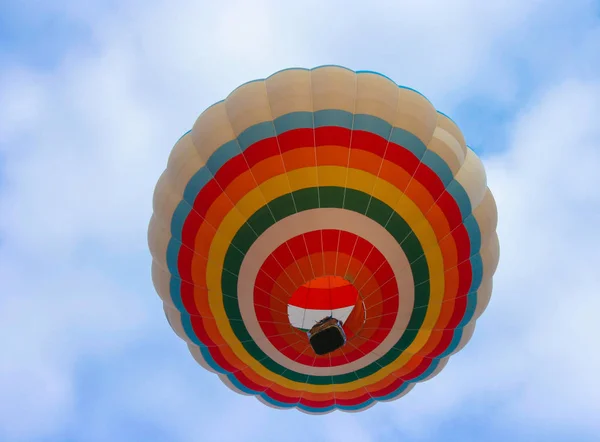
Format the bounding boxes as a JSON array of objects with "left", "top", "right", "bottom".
[{"left": 288, "top": 305, "right": 355, "bottom": 330}]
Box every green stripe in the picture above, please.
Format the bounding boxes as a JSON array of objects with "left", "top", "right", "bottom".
[{"left": 219, "top": 186, "right": 429, "bottom": 385}]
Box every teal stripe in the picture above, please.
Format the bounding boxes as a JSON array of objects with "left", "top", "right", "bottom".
[
  {"left": 421, "top": 150, "right": 454, "bottom": 186},
  {"left": 462, "top": 215, "right": 482, "bottom": 254},
  {"left": 180, "top": 314, "right": 202, "bottom": 347},
  {"left": 183, "top": 168, "right": 213, "bottom": 205},
  {"left": 458, "top": 290, "right": 478, "bottom": 327},
  {"left": 335, "top": 398, "right": 375, "bottom": 412},
  {"left": 225, "top": 372, "right": 256, "bottom": 394},
  {"left": 412, "top": 358, "right": 442, "bottom": 382},
  {"left": 389, "top": 127, "right": 427, "bottom": 158},
  {"left": 206, "top": 140, "right": 239, "bottom": 175},
  {"left": 165, "top": 241, "right": 181, "bottom": 278},
  {"left": 446, "top": 181, "right": 473, "bottom": 220},
  {"left": 469, "top": 253, "right": 484, "bottom": 292},
  {"left": 169, "top": 278, "right": 185, "bottom": 313},
  {"left": 274, "top": 111, "right": 313, "bottom": 133},
  {"left": 200, "top": 346, "right": 229, "bottom": 375},
  {"left": 238, "top": 121, "right": 275, "bottom": 151},
  {"left": 437, "top": 328, "right": 464, "bottom": 358},
  {"left": 354, "top": 113, "right": 392, "bottom": 140},
  {"left": 170, "top": 201, "right": 191, "bottom": 241},
  {"left": 314, "top": 109, "right": 353, "bottom": 128}
]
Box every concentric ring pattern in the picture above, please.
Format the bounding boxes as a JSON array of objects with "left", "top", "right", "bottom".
[{"left": 148, "top": 66, "right": 500, "bottom": 414}]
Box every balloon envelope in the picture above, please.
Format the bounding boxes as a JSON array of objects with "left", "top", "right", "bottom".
[{"left": 148, "top": 66, "right": 500, "bottom": 414}]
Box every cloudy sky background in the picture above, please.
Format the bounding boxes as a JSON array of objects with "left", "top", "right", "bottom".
[{"left": 1, "top": 0, "right": 600, "bottom": 441}]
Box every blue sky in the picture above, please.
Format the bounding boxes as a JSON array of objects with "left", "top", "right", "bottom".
[{"left": 1, "top": 0, "right": 600, "bottom": 441}]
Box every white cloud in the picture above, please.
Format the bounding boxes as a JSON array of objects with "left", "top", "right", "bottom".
[
  {"left": 482, "top": 78, "right": 600, "bottom": 431},
  {"left": 1, "top": 0, "right": 600, "bottom": 441},
  {"left": 0, "top": 257, "right": 153, "bottom": 440}
]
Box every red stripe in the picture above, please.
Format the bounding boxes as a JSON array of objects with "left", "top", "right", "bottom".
[
  {"left": 179, "top": 280, "right": 200, "bottom": 316},
  {"left": 288, "top": 284, "right": 358, "bottom": 310},
  {"left": 351, "top": 130, "right": 388, "bottom": 157},
  {"left": 213, "top": 154, "right": 248, "bottom": 190},
  {"left": 245, "top": 137, "right": 280, "bottom": 168},
  {"left": 315, "top": 126, "right": 351, "bottom": 148},
  {"left": 279, "top": 128, "right": 314, "bottom": 153}
]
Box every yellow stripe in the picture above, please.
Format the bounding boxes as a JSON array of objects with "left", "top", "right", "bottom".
[{"left": 198, "top": 165, "right": 445, "bottom": 393}]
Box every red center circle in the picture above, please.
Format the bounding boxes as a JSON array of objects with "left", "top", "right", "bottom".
[{"left": 253, "top": 229, "right": 400, "bottom": 367}]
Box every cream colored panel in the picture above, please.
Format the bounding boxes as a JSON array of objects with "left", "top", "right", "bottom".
[
  {"left": 310, "top": 66, "right": 357, "bottom": 112},
  {"left": 265, "top": 68, "right": 313, "bottom": 118},
  {"left": 164, "top": 304, "right": 192, "bottom": 344},
  {"left": 354, "top": 72, "right": 399, "bottom": 124},
  {"left": 166, "top": 132, "right": 199, "bottom": 169},
  {"left": 157, "top": 152, "right": 205, "bottom": 223},
  {"left": 454, "top": 148, "right": 488, "bottom": 210},
  {"left": 219, "top": 373, "right": 253, "bottom": 396},
  {"left": 481, "top": 232, "right": 500, "bottom": 281},
  {"left": 161, "top": 134, "right": 206, "bottom": 221},
  {"left": 151, "top": 261, "right": 176, "bottom": 307},
  {"left": 299, "top": 405, "right": 336, "bottom": 415},
  {"left": 167, "top": 156, "right": 206, "bottom": 200},
  {"left": 257, "top": 396, "right": 288, "bottom": 410},
  {"left": 345, "top": 400, "right": 376, "bottom": 413},
  {"left": 191, "top": 101, "right": 237, "bottom": 161},
  {"left": 394, "top": 88, "right": 438, "bottom": 146},
  {"left": 474, "top": 278, "right": 493, "bottom": 319},
  {"left": 427, "top": 127, "right": 465, "bottom": 175},
  {"left": 152, "top": 170, "right": 186, "bottom": 226},
  {"left": 225, "top": 80, "right": 272, "bottom": 136},
  {"left": 148, "top": 216, "right": 171, "bottom": 268},
  {"left": 437, "top": 112, "right": 467, "bottom": 156},
  {"left": 472, "top": 188, "right": 498, "bottom": 247}
]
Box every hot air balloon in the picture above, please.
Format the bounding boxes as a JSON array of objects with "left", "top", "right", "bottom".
[{"left": 148, "top": 66, "right": 499, "bottom": 414}]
